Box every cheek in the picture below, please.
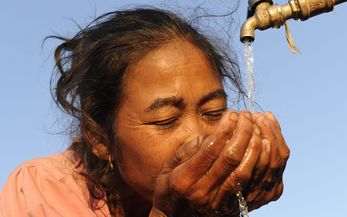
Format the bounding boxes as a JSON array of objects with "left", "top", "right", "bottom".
[{"left": 116, "top": 128, "right": 181, "bottom": 200}]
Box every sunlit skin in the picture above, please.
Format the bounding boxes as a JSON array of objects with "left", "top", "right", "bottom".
[{"left": 111, "top": 39, "right": 289, "bottom": 216}]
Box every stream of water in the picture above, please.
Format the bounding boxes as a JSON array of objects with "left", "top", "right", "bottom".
[
  {"left": 244, "top": 40, "right": 255, "bottom": 111},
  {"left": 234, "top": 40, "right": 255, "bottom": 217}
]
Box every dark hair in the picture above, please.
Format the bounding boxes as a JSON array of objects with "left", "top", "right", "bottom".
[{"left": 50, "top": 7, "right": 244, "bottom": 214}]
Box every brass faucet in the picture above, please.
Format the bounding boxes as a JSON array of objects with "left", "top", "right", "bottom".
[{"left": 240, "top": 0, "right": 347, "bottom": 43}]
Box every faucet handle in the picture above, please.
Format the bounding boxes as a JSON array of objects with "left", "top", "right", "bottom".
[{"left": 247, "top": 0, "right": 273, "bottom": 17}]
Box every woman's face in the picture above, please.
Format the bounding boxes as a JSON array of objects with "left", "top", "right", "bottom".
[{"left": 115, "top": 40, "right": 227, "bottom": 201}]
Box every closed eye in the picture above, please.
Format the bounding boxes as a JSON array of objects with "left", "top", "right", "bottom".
[
  {"left": 203, "top": 108, "right": 226, "bottom": 121},
  {"left": 144, "top": 116, "right": 179, "bottom": 131},
  {"left": 153, "top": 117, "right": 178, "bottom": 126}
]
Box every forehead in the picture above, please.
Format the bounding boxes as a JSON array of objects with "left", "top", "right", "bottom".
[
  {"left": 135, "top": 40, "right": 209, "bottom": 71},
  {"left": 122, "top": 39, "right": 222, "bottom": 102}
]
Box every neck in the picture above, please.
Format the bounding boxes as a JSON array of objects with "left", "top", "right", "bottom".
[
  {"left": 120, "top": 195, "right": 152, "bottom": 217},
  {"left": 112, "top": 168, "right": 152, "bottom": 217}
]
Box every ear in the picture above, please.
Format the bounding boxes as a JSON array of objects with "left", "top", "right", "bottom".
[{"left": 80, "top": 125, "right": 110, "bottom": 161}]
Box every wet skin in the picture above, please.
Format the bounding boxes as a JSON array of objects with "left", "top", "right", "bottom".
[{"left": 112, "top": 39, "right": 290, "bottom": 216}]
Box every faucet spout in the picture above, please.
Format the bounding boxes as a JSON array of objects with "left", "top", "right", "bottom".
[
  {"left": 240, "top": 0, "right": 347, "bottom": 43},
  {"left": 240, "top": 16, "right": 257, "bottom": 43}
]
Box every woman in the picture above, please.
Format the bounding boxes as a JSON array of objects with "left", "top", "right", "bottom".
[{"left": 0, "top": 8, "right": 289, "bottom": 217}]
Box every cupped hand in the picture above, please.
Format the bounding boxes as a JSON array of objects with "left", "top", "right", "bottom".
[
  {"left": 149, "top": 110, "right": 290, "bottom": 217},
  {"left": 244, "top": 112, "right": 290, "bottom": 210}
]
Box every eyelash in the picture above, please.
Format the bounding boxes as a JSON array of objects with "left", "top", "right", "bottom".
[
  {"left": 149, "top": 108, "right": 226, "bottom": 131},
  {"left": 203, "top": 108, "right": 226, "bottom": 122},
  {"left": 151, "top": 117, "right": 179, "bottom": 131}
]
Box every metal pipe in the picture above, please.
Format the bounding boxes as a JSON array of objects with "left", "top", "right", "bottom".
[{"left": 240, "top": 0, "right": 347, "bottom": 43}]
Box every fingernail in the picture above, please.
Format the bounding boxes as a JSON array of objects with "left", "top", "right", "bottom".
[
  {"left": 253, "top": 112, "right": 260, "bottom": 119},
  {"left": 205, "top": 135, "right": 216, "bottom": 147},
  {"left": 263, "top": 139, "right": 271, "bottom": 153},
  {"left": 256, "top": 113, "right": 264, "bottom": 120},
  {"left": 246, "top": 190, "right": 258, "bottom": 202},
  {"left": 229, "top": 112, "right": 238, "bottom": 121},
  {"left": 244, "top": 112, "right": 252, "bottom": 119},
  {"left": 257, "top": 113, "right": 269, "bottom": 125},
  {"left": 265, "top": 112, "right": 276, "bottom": 121},
  {"left": 267, "top": 112, "right": 277, "bottom": 122},
  {"left": 254, "top": 124, "right": 260, "bottom": 135}
]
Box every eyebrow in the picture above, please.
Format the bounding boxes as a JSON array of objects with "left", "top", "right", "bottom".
[
  {"left": 146, "top": 96, "right": 185, "bottom": 112},
  {"left": 145, "top": 89, "right": 227, "bottom": 112}
]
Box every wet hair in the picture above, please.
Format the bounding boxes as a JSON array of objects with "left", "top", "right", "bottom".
[{"left": 50, "top": 7, "right": 244, "bottom": 214}]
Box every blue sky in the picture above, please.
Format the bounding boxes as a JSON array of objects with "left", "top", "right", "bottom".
[{"left": 1, "top": 0, "right": 346, "bottom": 216}]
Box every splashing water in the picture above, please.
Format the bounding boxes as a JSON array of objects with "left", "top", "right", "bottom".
[
  {"left": 244, "top": 40, "right": 255, "bottom": 111},
  {"left": 237, "top": 191, "right": 249, "bottom": 217}
]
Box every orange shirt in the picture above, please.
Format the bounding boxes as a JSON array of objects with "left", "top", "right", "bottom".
[{"left": 0, "top": 149, "right": 111, "bottom": 217}]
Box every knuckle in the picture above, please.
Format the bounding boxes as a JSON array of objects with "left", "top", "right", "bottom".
[
  {"left": 219, "top": 174, "right": 238, "bottom": 192},
  {"left": 239, "top": 123, "right": 253, "bottom": 137},
  {"left": 189, "top": 189, "right": 209, "bottom": 206},
  {"left": 273, "top": 190, "right": 283, "bottom": 201},
  {"left": 265, "top": 112, "right": 281, "bottom": 126},
  {"left": 269, "top": 158, "right": 281, "bottom": 170},
  {"left": 169, "top": 173, "right": 191, "bottom": 195},
  {"left": 201, "top": 144, "right": 218, "bottom": 161},
  {"left": 256, "top": 158, "right": 268, "bottom": 171},
  {"left": 282, "top": 147, "right": 291, "bottom": 161},
  {"left": 219, "top": 121, "right": 232, "bottom": 135},
  {"left": 253, "top": 124, "right": 261, "bottom": 135},
  {"left": 234, "top": 170, "right": 251, "bottom": 184},
  {"left": 240, "top": 110, "right": 253, "bottom": 120},
  {"left": 176, "top": 137, "right": 202, "bottom": 161},
  {"left": 222, "top": 147, "right": 241, "bottom": 169},
  {"left": 270, "top": 151, "right": 282, "bottom": 170},
  {"left": 274, "top": 182, "right": 284, "bottom": 201},
  {"left": 250, "top": 135, "right": 262, "bottom": 151},
  {"left": 217, "top": 112, "right": 236, "bottom": 136}
]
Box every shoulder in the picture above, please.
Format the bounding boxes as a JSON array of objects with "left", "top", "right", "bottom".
[
  {"left": 3, "top": 149, "right": 83, "bottom": 196},
  {"left": 0, "top": 149, "right": 111, "bottom": 217},
  {"left": 18, "top": 149, "right": 79, "bottom": 181}
]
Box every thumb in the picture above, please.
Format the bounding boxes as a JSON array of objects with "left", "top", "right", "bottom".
[{"left": 160, "top": 136, "right": 204, "bottom": 174}]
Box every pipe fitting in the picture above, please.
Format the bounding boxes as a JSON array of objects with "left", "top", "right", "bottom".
[{"left": 240, "top": 0, "right": 347, "bottom": 43}]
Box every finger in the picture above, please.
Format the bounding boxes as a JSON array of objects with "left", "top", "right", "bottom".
[
  {"left": 254, "top": 114, "right": 282, "bottom": 185},
  {"left": 255, "top": 113, "right": 281, "bottom": 169},
  {"left": 153, "top": 173, "right": 175, "bottom": 214},
  {"left": 274, "top": 181, "right": 284, "bottom": 201},
  {"left": 221, "top": 111, "right": 255, "bottom": 171},
  {"left": 168, "top": 111, "right": 238, "bottom": 195},
  {"left": 249, "top": 181, "right": 284, "bottom": 211},
  {"left": 199, "top": 111, "right": 253, "bottom": 188},
  {"left": 246, "top": 113, "right": 287, "bottom": 212},
  {"left": 251, "top": 138, "right": 271, "bottom": 185},
  {"left": 211, "top": 126, "right": 262, "bottom": 208},
  {"left": 264, "top": 112, "right": 290, "bottom": 164},
  {"left": 245, "top": 187, "right": 261, "bottom": 203},
  {"left": 250, "top": 113, "right": 271, "bottom": 185},
  {"left": 184, "top": 111, "right": 252, "bottom": 204}
]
